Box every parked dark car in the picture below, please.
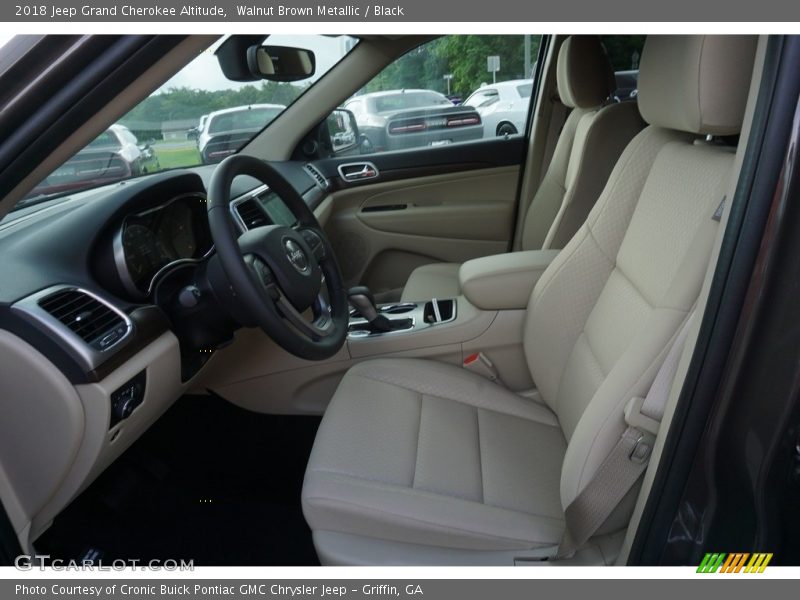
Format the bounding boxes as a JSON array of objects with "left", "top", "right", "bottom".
[
  {"left": 23, "top": 124, "right": 159, "bottom": 200},
  {"left": 344, "top": 89, "right": 483, "bottom": 152}
]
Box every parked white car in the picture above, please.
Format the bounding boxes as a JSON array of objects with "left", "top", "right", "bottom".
[{"left": 464, "top": 79, "right": 533, "bottom": 137}]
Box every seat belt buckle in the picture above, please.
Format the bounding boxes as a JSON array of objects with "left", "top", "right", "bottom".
[
  {"left": 628, "top": 431, "right": 653, "bottom": 464},
  {"left": 463, "top": 352, "right": 499, "bottom": 381},
  {"left": 624, "top": 397, "right": 659, "bottom": 464}
]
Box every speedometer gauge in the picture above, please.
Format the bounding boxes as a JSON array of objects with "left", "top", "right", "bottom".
[
  {"left": 122, "top": 224, "right": 163, "bottom": 288},
  {"left": 166, "top": 202, "right": 197, "bottom": 258}
]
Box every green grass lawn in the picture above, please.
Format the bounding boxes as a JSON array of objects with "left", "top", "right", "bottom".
[{"left": 154, "top": 145, "right": 202, "bottom": 170}]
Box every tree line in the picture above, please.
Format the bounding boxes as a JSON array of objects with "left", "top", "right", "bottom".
[
  {"left": 120, "top": 81, "right": 305, "bottom": 138},
  {"left": 364, "top": 36, "right": 540, "bottom": 98}
]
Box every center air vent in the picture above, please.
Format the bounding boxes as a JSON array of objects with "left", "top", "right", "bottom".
[
  {"left": 234, "top": 198, "right": 268, "bottom": 230},
  {"left": 38, "top": 289, "right": 128, "bottom": 351}
]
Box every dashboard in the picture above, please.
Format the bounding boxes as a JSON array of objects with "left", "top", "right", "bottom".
[
  {"left": 115, "top": 193, "right": 212, "bottom": 296},
  {"left": 0, "top": 166, "right": 325, "bottom": 384}
]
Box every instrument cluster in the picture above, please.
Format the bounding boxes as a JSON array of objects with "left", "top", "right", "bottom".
[{"left": 115, "top": 193, "right": 212, "bottom": 296}]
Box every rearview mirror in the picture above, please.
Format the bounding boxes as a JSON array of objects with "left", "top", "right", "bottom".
[{"left": 247, "top": 45, "right": 316, "bottom": 82}]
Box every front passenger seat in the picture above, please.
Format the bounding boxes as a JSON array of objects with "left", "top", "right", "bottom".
[
  {"left": 303, "top": 35, "right": 757, "bottom": 565},
  {"left": 400, "top": 35, "right": 644, "bottom": 302}
]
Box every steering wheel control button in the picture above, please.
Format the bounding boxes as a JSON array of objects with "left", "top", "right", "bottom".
[
  {"left": 109, "top": 370, "right": 146, "bottom": 428},
  {"left": 254, "top": 260, "right": 273, "bottom": 284},
  {"left": 300, "top": 229, "right": 325, "bottom": 259},
  {"left": 283, "top": 238, "right": 310, "bottom": 274}
]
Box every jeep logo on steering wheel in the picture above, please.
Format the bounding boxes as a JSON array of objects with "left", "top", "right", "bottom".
[{"left": 284, "top": 239, "right": 309, "bottom": 274}]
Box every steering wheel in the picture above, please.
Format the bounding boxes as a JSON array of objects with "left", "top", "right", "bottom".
[{"left": 207, "top": 154, "right": 348, "bottom": 360}]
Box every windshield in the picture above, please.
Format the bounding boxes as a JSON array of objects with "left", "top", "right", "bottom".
[{"left": 15, "top": 34, "right": 358, "bottom": 209}]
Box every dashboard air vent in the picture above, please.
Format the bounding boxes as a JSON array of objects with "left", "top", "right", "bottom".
[
  {"left": 304, "top": 164, "right": 330, "bottom": 190},
  {"left": 235, "top": 198, "right": 268, "bottom": 230},
  {"left": 38, "top": 289, "right": 127, "bottom": 350}
]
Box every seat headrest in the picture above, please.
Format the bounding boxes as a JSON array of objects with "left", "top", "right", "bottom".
[
  {"left": 638, "top": 35, "right": 758, "bottom": 136},
  {"left": 556, "top": 36, "right": 614, "bottom": 109}
]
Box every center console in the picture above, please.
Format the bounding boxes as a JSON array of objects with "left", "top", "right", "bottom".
[{"left": 343, "top": 250, "right": 560, "bottom": 371}]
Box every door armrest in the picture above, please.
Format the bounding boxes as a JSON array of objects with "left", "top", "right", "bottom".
[{"left": 459, "top": 250, "right": 559, "bottom": 310}]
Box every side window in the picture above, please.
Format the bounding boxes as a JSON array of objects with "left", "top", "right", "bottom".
[
  {"left": 601, "top": 35, "right": 646, "bottom": 102},
  {"left": 335, "top": 35, "right": 542, "bottom": 155}
]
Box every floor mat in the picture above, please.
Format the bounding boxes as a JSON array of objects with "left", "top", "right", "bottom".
[{"left": 35, "top": 393, "right": 322, "bottom": 566}]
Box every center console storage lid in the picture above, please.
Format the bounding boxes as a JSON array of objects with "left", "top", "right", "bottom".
[{"left": 459, "top": 249, "right": 560, "bottom": 310}]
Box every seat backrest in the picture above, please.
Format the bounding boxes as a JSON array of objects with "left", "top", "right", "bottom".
[
  {"left": 521, "top": 36, "right": 644, "bottom": 251},
  {"left": 522, "top": 35, "right": 757, "bottom": 526}
]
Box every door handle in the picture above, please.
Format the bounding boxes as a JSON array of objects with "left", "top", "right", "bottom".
[{"left": 338, "top": 162, "right": 380, "bottom": 183}]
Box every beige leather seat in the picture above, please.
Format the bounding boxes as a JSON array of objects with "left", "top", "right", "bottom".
[
  {"left": 400, "top": 35, "right": 644, "bottom": 302},
  {"left": 303, "top": 35, "right": 757, "bottom": 565}
]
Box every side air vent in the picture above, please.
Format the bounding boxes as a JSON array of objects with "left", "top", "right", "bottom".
[
  {"left": 38, "top": 288, "right": 128, "bottom": 351},
  {"left": 234, "top": 198, "right": 268, "bottom": 230},
  {"left": 304, "top": 163, "right": 330, "bottom": 191}
]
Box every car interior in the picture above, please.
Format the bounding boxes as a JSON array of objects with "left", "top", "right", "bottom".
[{"left": 0, "top": 33, "right": 772, "bottom": 566}]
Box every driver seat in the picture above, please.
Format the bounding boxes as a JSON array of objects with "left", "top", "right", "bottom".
[{"left": 302, "top": 35, "right": 757, "bottom": 565}]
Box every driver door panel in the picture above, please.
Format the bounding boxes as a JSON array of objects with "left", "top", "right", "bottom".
[{"left": 318, "top": 137, "right": 524, "bottom": 300}]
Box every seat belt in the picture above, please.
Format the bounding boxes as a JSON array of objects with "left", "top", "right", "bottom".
[{"left": 555, "top": 311, "right": 696, "bottom": 559}]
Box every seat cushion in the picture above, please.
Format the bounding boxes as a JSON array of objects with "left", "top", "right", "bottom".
[
  {"left": 400, "top": 263, "right": 461, "bottom": 302},
  {"left": 302, "top": 358, "right": 567, "bottom": 551}
]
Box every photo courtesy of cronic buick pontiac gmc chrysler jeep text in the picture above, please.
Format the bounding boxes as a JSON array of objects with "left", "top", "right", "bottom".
[{"left": 0, "top": 34, "right": 799, "bottom": 567}]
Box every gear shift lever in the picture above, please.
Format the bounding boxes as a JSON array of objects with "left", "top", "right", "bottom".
[{"left": 348, "top": 286, "right": 392, "bottom": 332}]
